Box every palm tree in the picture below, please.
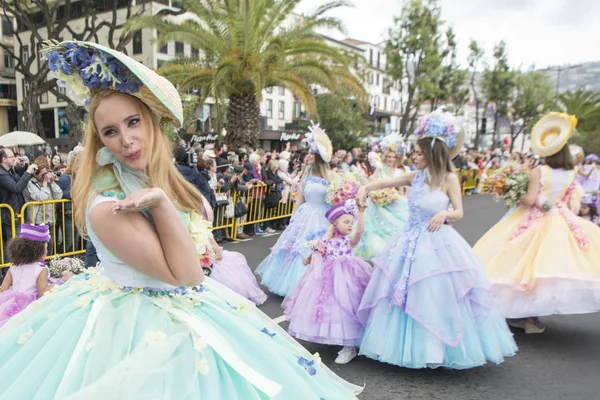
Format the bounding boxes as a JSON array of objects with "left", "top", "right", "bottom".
[
  {"left": 128, "top": 0, "right": 366, "bottom": 148},
  {"left": 560, "top": 90, "right": 600, "bottom": 153}
]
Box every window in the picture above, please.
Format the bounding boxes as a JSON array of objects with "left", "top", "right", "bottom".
[
  {"left": 4, "top": 53, "right": 13, "bottom": 69},
  {"left": 133, "top": 30, "right": 143, "bottom": 54},
  {"left": 175, "top": 41, "right": 184, "bottom": 55},
  {"left": 382, "top": 77, "right": 390, "bottom": 95},
  {"left": 39, "top": 91, "right": 48, "bottom": 104},
  {"left": 293, "top": 100, "right": 301, "bottom": 119},
  {"left": 266, "top": 86, "right": 273, "bottom": 94},
  {"left": 266, "top": 99, "right": 273, "bottom": 118},
  {"left": 58, "top": 85, "right": 66, "bottom": 95},
  {"left": 384, "top": 97, "right": 387, "bottom": 110},
  {"left": 159, "top": 38, "right": 168, "bottom": 54},
  {"left": 279, "top": 87, "right": 285, "bottom": 95},
  {"left": 171, "top": 1, "right": 183, "bottom": 8},
  {"left": 22, "top": 45, "right": 29, "bottom": 62},
  {"left": 391, "top": 100, "right": 396, "bottom": 111},
  {"left": 266, "top": 125, "right": 273, "bottom": 131},
  {"left": 369, "top": 49, "right": 373, "bottom": 66},
  {"left": 377, "top": 51, "right": 380, "bottom": 69},
  {"left": 1, "top": 17, "right": 12, "bottom": 37},
  {"left": 278, "top": 101, "right": 285, "bottom": 119},
  {"left": 157, "top": 59, "right": 165, "bottom": 69},
  {"left": 367, "top": 72, "right": 373, "bottom": 85},
  {"left": 376, "top": 73, "right": 379, "bottom": 86},
  {"left": 191, "top": 47, "right": 199, "bottom": 59},
  {"left": 375, "top": 96, "right": 380, "bottom": 108}
]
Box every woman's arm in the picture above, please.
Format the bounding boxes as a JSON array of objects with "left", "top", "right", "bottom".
[
  {"left": 364, "top": 171, "right": 416, "bottom": 194},
  {"left": 519, "top": 167, "right": 542, "bottom": 207},
  {"left": 90, "top": 189, "right": 204, "bottom": 287}
]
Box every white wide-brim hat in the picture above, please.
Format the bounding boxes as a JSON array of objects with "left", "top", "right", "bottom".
[
  {"left": 41, "top": 40, "right": 183, "bottom": 127},
  {"left": 530, "top": 113, "right": 578, "bottom": 158},
  {"left": 313, "top": 129, "right": 332, "bottom": 163}
]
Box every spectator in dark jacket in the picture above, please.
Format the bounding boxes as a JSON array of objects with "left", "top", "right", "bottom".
[
  {"left": 196, "top": 158, "right": 216, "bottom": 209},
  {"left": 0, "top": 148, "right": 37, "bottom": 263},
  {"left": 174, "top": 147, "right": 199, "bottom": 184}
]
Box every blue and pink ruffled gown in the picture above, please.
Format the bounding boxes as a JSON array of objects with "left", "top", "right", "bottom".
[
  {"left": 358, "top": 170, "right": 517, "bottom": 369},
  {"left": 0, "top": 193, "right": 362, "bottom": 399},
  {"left": 256, "top": 175, "right": 330, "bottom": 296},
  {"left": 283, "top": 235, "right": 371, "bottom": 346},
  {"left": 0, "top": 263, "right": 46, "bottom": 327}
]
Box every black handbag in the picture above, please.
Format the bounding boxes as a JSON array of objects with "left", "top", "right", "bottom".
[
  {"left": 234, "top": 200, "right": 247, "bottom": 218},
  {"left": 265, "top": 187, "right": 282, "bottom": 209}
]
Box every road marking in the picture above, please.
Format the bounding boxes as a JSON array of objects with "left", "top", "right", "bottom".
[{"left": 272, "top": 315, "right": 287, "bottom": 324}]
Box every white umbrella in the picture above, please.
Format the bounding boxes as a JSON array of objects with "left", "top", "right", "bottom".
[{"left": 0, "top": 131, "right": 47, "bottom": 147}]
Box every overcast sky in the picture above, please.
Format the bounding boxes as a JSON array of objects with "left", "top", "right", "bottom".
[{"left": 295, "top": 0, "right": 600, "bottom": 69}]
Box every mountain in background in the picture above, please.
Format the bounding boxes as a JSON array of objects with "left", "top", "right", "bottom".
[{"left": 543, "top": 61, "right": 600, "bottom": 93}]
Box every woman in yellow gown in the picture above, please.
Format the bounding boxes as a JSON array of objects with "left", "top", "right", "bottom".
[{"left": 473, "top": 113, "right": 600, "bottom": 333}]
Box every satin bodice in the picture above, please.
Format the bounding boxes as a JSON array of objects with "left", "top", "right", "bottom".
[
  {"left": 302, "top": 175, "right": 329, "bottom": 206},
  {"left": 406, "top": 170, "right": 450, "bottom": 230}
]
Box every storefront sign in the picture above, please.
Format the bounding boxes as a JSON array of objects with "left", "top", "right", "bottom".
[
  {"left": 280, "top": 132, "right": 302, "bottom": 141},
  {"left": 190, "top": 134, "right": 218, "bottom": 144}
]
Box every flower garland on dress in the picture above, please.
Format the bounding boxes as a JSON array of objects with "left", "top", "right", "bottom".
[{"left": 188, "top": 211, "right": 217, "bottom": 272}]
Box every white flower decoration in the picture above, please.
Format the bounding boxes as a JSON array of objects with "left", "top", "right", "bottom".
[
  {"left": 75, "top": 295, "right": 92, "bottom": 308},
  {"left": 193, "top": 336, "right": 207, "bottom": 352},
  {"left": 196, "top": 357, "right": 209, "bottom": 375},
  {"left": 145, "top": 331, "right": 167, "bottom": 348},
  {"left": 17, "top": 328, "right": 33, "bottom": 345}
]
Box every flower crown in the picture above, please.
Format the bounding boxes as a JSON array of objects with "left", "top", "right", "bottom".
[
  {"left": 379, "top": 135, "right": 405, "bottom": 156},
  {"left": 413, "top": 108, "right": 461, "bottom": 149},
  {"left": 40, "top": 40, "right": 142, "bottom": 108}
]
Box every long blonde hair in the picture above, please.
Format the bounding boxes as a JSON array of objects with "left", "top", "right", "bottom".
[
  {"left": 73, "top": 90, "right": 204, "bottom": 234},
  {"left": 301, "top": 151, "right": 330, "bottom": 182}
]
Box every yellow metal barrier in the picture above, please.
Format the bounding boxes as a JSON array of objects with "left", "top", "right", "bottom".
[
  {"left": 0, "top": 204, "right": 16, "bottom": 268},
  {"left": 19, "top": 199, "right": 86, "bottom": 259}
]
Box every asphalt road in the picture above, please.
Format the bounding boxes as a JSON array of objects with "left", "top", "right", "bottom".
[{"left": 223, "top": 195, "right": 600, "bottom": 400}]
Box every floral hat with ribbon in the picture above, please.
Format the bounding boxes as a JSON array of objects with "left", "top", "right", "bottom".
[
  {"left": 325, "top": 199, "right": 358, "bottom": 223},
  {"left": 581, "top": 194, "right": 597, "bottom": 206},
  {"left": 412, "top": 107, "right": 464, "bottom": 159},
  {"left": 40, "top": 40, "right": 183, "bottom": 127},
  {"left": 379, "top": 134, "right": 405, "bottom": 156},
  {"left": 531, "top": 112, "right": 578, "bottom": 158},
  {"left": 305, "top": 121, "right": 332, "bottom": 163}
]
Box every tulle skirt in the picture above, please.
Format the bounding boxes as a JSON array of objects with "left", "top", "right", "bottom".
[
  {"left": 256, "top": 203, "right": 330, "bottom": 297},
  {"left": 0, "top": 269, "right": 363, "bottom": 399},
  {"left": 0, "top": 290, "right": 37, "bottom": 328},
  {"left": 283, "top": 254, "right": 371, "bottom": 346},
  {"left": 355, "top": 197, "right": 409, "bottom": 261},
  {"left": 474, "top": 206, "right": 600, "bottom": 318},
  {"left": 211, "top": 250, "right": 267, "bottom": 305},
  {"left": 358, "top": 225, "right": 517, "bottom": 369}
]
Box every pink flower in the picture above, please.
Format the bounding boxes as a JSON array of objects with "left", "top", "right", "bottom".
[
  {"left": 332, "top": 195, "right": 342, "bottom": 205},
  {"left": 316, "top": 241, "right": 326, "bottom": 254},
  {"left": 200, "top": 251, "right": 211, "bottom": 267},
  {"left": 342, "top": 183, "right": 353, "bottom": 194}
]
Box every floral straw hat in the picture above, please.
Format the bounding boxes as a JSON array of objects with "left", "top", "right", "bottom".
[
  {"left": 305, "top": 121, "right": 332, "bottom": 163},
  {"left": 530, "top": 112, "right": 578, "bottom": 158},
  {"left": 40, "top": 40, "right": 183, "bottom": 127},
  {"left": 412, "top": 107, "right": 464, "bottom": 159}
]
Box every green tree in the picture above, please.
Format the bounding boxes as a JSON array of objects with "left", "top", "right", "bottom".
[
  {"left": 482, "top": 41, "right": 514, "bottom": 149},
  {"left": 467, "top": 40, "right": 484, "bottom": 148},
  {"left": 386, "top": 0, "right": 445, "bottom": 135},
  {"left": 315, "top": 93, "right": 369, "bottom": 150},
  {"left": 128, "top": 0, "right": 366, "bottom": 149},
  {"left": 560, "top": 90, "right": 600, "bottom": 153},
  {"left": 506, "top": 69, "right": 554, "bottom": 151},
  {"left": 435, "top": 27, "right": 468, "bottom": 114}
]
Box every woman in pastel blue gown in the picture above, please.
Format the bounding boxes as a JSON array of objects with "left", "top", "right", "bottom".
[
  {"left": 355, "top": 136, "right": 409, "bottom": 261},
  {"left": 0, "top": 40, "right": 362, "bottom": 399},
  {"left": 256, "top": 124, "right": 334, "bottom": 297},
  {"left": 356, "top": 110, "right": 517, "bottom": 369}
]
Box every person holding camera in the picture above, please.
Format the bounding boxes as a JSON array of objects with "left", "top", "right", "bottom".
[
  {"left": 0, "top": 148, "right": 38, "bottom": 264},
  {"left": 23, "top": 156, "right": 63, "bottom": 255}
]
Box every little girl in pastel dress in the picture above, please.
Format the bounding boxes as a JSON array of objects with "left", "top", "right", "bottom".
[
  {"left": 283, "top": 200, "right": 371, "bottom": 365},
  {"left": 0, "top": 224, "right": 73, "bottom": 327}
]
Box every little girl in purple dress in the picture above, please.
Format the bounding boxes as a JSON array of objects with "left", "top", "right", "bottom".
[
  {"left": 283, "top": 200, "right": 371, "bottom": 365},
  {"left": 0, "top": 225, "right": 72, "bottom": 327}
]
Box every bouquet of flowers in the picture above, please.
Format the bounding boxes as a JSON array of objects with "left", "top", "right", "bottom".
[
  {"left": 188, "top": 211, "right": 216, "bottom": 276},
  {"left": 48, "top": 256, "right": 84, "bottom": 278},
  {"left": 369, "top": 188, "right": 400, "bottom": 207},
  {"left": 305, "top": 229, "right": 327, "bottom": 254},
  {"left": 481, "top": 161, "right": 529, "bottom": 208},
  {"left": 326, "top": 172, "right": 367, "bottom": 206}
]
